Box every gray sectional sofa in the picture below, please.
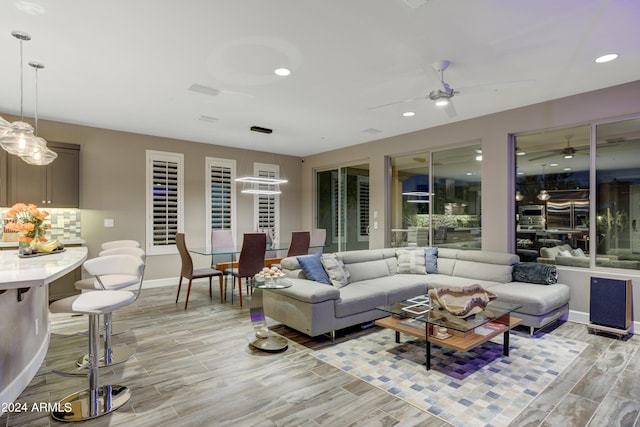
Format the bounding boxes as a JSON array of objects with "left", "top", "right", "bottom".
[{"left": 262, "top": 247, "right": 570, "bottom": 339}]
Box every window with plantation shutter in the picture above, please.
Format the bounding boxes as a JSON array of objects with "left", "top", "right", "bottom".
[
  {"left": 357, "top": 176, "right": 370, "bottom": 242},
  {"left": 253, "top": 163, "right": 280, "bottom": 243},
  {"left": 146, "top": 150, "right": 184, "bottom": 255},
  {"left": 331, "top": 171, "right": 343, "bottom": 244},
  {"left": 206, "top": 157, "right": 236, "bottom": 246}
]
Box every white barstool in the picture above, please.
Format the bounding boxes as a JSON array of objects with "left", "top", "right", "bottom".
[
  {"left": 73, "top": 254, "right": 145, "bottom": 367},
  {"left": 100, "top": 240, "right": 140, "bottom": 251},
  {"left": 49, "top": 289, "right": 135, "bottom": 421}
]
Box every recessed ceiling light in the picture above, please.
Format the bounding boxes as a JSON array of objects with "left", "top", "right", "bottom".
[
  {"left": 516, "top": 151, "right": 526, "bottom": 156},
  {"left": 466, "top": 172, "right": 473, "bottom": 176},
  {"left": 274, "top": 68, "right": 291, "bottom": 76},
  {"left": 435, "top": 99, "right": 449, "bottom": 107},
  {"left": 550, "top": 163, "right": 558, "bottom": 167},
  {"left": 403, "top": 111, "right": 415, "bottom": 117},
  {"left": 595, "top": 53, "right": 619, "bottom": 63},
  {"left": 564, "top": 167, "right": 572, "bottom": 171},
  {"left": 475, "top": 155, "right": 482, "bottom": 161},
  {"left": 15, "top": 1, "right": 46, "bottom": 15}
]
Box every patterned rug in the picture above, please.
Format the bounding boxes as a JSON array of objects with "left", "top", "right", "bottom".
[{"left": 312, "top": 328, "right": 587, "bottom": 427}]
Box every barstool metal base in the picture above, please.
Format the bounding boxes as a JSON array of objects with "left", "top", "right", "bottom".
[
  {"left": 76, "top": 346, "right": 136, "bottom": 368},
  {"left": 51, "top": 384, "right": 131, "bottom": 422}
]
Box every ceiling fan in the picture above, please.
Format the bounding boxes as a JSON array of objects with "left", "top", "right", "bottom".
[
  {"left": 527, "top": 136, "right": 588, "bottom": 161},
  {"left": 368, "top": 59, "right": 459, "bottom": 117}
]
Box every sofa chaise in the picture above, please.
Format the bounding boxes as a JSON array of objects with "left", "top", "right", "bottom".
[{"left": 262, "top": 247, "right": 570, "bottom": 339}]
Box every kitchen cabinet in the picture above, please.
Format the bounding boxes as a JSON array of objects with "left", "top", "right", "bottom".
[{"left": 7, "top": 141, "right": 80, "bottom": 208}]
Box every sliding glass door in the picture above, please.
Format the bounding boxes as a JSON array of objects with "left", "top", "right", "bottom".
[{"left": 316, "top": 163, "right": 369, "bottom": 253}]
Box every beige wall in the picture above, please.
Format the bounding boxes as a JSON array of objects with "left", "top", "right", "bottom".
[
  {"left": 300, "top": 80, "right": 640, "bottom": 319},
  {"left": 1, "top": 115, "right": 303, "bottom": 280}
]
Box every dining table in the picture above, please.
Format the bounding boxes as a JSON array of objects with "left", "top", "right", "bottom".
[{"left": 189, "top": 242, "right": 325, "bottom": 270}]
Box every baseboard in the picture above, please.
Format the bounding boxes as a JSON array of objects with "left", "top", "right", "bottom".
[{"left": 568, "top": 309, "right": 638, "bottom": 335}]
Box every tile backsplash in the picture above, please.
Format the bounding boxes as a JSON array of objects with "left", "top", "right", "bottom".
[{"left": 0, "top": 208, "right": 82, "bottom": 241}]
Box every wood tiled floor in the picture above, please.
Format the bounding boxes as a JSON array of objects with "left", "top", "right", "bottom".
[{"left": 2, "top": 283, "right": 640, "bottom": 426}]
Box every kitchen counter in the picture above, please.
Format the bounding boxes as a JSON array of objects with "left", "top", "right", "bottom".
[
  {"left": 0, "top": 246, "right": 88, "bottom": 407},
  {"left": 0, "top": 247, "right": 88, "bottom": 290}
]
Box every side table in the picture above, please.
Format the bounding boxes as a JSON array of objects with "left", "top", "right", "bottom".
[{"left": 249, "top": 279, "right": 292, "bottom": 352}]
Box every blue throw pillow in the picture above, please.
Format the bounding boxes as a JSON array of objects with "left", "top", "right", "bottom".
[
  {"left": 297, "top": 252, "right": 331, "bottom": 285},
  {"left": 424, "top": 247, "right": 438, "bottom": 274}
]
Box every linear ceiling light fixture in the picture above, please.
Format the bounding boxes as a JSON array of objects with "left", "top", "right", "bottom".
[
  {"left": 235, "top": 126, "right": 287, "bottom": 195},
  {"left": 236, "top": 176, "right": 288, "bottom": 185}
]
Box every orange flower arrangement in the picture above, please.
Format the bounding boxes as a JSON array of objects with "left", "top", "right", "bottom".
[{"left": 5, "top": 203, "right": 50, "bottom": 244}]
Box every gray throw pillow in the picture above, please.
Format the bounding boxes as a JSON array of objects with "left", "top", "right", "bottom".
[
  {"left": 396, "top": 249, "right": 426, "bottom": 274},
  {"left": 424, "top": 247, "right": 438, "bottom": 274},
  {"left": 321, "top": 253, "right": 352, "bottom": 288}
]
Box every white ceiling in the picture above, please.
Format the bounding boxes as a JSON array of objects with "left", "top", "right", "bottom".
[{"left": 1, "top": 0, "right": 639, "bottom": 157}]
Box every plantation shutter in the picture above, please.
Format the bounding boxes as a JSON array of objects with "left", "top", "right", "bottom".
[
  {"left": 254, "top": 163, "right": 280, "bottom": 243},
  {"left": 357, "top": 176, "right": 370, "bottom": 242},
  {"left": 146, "top": 151, "right": 183, "bottom": 254},
  {"left": 209, "top": 161, "right": 233, "bottom": 230}
]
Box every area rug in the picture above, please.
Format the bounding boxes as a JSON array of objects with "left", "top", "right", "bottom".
[{"left": 312, "top": 328, "right": 587, "bottom": 427}]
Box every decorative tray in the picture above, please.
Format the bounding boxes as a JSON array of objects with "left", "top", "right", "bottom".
[{"left": 18, "top": 248, "right": 66, "bottom": 258}]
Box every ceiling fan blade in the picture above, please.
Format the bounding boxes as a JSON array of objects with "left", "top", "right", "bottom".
[
  {"left": 527, "top": 151, "right": 559, "bottom": 161},
  {"left": 368, "top": 96, "right": 425, "bottom": 110}
]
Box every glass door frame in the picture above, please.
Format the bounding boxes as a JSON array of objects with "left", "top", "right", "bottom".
[{"left": 314, "top": 162, "right": 370, "bottom": 253}]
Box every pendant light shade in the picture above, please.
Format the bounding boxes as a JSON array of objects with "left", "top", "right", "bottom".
[
  {"left": 0, "top": 121, "right": 37, "bottom": 155},
  {"left": 515, "top": 191, "right": 524, "bottom": 201},
  {"left": 537, "top": 190, "right": 550, "bottom": 201},
  {"left": 20, "top": 137, "right": 58, "bottom": 165},
  {"left": 0, "top": 116, "right": 12, "bottom": 137}
]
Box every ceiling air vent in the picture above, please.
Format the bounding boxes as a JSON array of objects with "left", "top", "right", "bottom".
[
  {"left": 197, "top": 115, "right": 218, "bottom": 123},
  {"left": 362, "top": 128, "right": 383, "bottom": 135},
  {"left": 188, "top": 83, "right": 221, "bottom": 97}
]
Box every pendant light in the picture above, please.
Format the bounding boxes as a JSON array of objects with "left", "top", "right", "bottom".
[
  {"left": 515, "top": 191, "right": 524, "bottom": 201},
  {"left": 20, "top": 61, "right": 57, "bottom": 165},
  {"left": 235, "top": 126, "right": 287, "bottom": 195},
  {"left": 537, "top": 164, "right": 550, "bottom": 201},
  {"left": 0, "top": 31, "right": 41, "bottom": 157}
]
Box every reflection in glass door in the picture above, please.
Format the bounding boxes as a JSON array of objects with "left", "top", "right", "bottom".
[{"left": 316, "top": 164, "right": 369, "bottom": 253}]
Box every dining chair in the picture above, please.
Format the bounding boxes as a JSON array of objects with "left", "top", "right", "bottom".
[
  {"left": 210, "top": 229, "right": 235, "bottom": 267},
  {"left": 175, "top": 233, "right": 224, "bottom": 309},
  {"left": 309, "top": 228, "right": 327, "bottom": 254},
  {"left": 224, "top": 232, "right": 267, "bottom": 308},
  {"left": 287, "top": 231, "right": 311, "bottom": 257},
  {"left": 271, "top": 231, "right": 311, "bottom": 269}
]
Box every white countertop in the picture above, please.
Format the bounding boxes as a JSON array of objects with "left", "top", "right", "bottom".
[{"left": 0, "top": 247, "right": 88, "bottom": 290}]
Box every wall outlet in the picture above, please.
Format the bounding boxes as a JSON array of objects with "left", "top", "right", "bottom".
[{"left": 104, "top": 218, "right": 115, "bottom": 228}]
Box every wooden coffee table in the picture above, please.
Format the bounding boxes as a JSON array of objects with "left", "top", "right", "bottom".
[{"left": 375, "top": 299, "right": 523, "bottom": 370}]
